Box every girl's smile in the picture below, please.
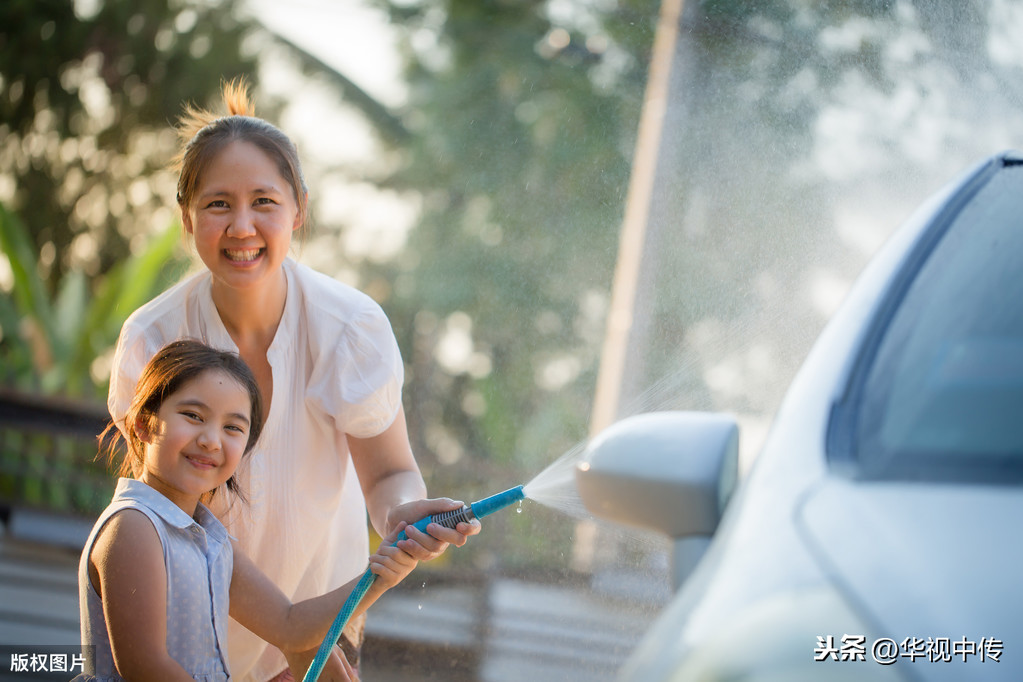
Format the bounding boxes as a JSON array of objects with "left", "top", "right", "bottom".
[
  {"left": 137, "top": 368, "right": 252, "bottom": 514},
  {"left": 184, "top": 452, "right": 217, "bottom": 469}
]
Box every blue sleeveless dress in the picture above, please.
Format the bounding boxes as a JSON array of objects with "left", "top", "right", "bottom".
[{"left": 76, "top": 478, "right": 233, "bottom": 681}]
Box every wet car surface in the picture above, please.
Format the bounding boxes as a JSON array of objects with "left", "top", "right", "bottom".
[{"left": 577, "top": 150, "right": 1023, "bottom": 681}]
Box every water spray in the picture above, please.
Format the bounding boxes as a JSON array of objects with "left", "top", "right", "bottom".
[{"left": 303, "top": 485, "right": 526, "bottom": 682}]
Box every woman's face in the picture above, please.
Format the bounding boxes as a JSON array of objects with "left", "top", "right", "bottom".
[{"left": 183, "top": 139, "right": 303, "bottom": 294}]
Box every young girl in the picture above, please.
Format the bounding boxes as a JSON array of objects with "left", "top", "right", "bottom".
[
  {"left": 79, "top": 340, "right": 418, "bottom": 681},
  {"left": 107, "top": 79, "right": 479, "bottom": 679}
]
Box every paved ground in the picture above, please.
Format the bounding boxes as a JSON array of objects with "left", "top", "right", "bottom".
[{"left": 0, "top": 508, "right": 665, "bottom": 681}]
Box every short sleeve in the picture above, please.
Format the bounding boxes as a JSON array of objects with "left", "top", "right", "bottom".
[
  {"left": 318, "top": 303, "right": 404, "bottom": 439},
  {"left": 107, "top": 319, "right": 152, "bottom": 435}
]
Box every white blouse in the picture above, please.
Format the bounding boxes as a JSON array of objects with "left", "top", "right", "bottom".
[{"left": 107, "top": 258, "right": 404, "bottom": 681}]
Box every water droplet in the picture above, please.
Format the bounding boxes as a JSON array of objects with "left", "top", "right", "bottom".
[
  {"left": 516, "top": 500, "right": 523, "bottom": 514},
  {"left": 417, "top": 604, "right": 423, "bottom": 610}
]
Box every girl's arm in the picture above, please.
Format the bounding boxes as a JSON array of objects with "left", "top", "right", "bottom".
[
  {"left": 348, "top": 405, "right": 481, "bottom": 559},
  {"left": 228, "top": 524, "right": 418, "bottom": 656},
  {"left": 88, "top": 510, "right": 196, "bottom": 682}
]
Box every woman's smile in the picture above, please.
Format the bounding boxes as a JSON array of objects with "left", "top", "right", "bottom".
[
  {"left": 183, "top": 139, "right": 302, "bottom": 294},
  {"left": 224, "top": 247, "right": 264, "bottom": 263}
]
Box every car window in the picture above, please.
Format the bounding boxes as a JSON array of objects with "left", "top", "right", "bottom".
[{"left": 853, "top": 166, "right": 1023, "bottom": 479}]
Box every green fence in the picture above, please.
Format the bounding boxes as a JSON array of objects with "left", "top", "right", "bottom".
[{"left": 0, "top": 390, "right": 114, "bottom": 518}]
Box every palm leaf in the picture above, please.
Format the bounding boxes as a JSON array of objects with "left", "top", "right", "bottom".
[{"left": 0, "top": 201, "right": 58, "bottom": 369}]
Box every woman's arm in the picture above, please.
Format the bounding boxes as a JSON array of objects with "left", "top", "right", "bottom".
[
  {"left": 89, "top": 511, "right": 195, "bottom": 682},
  {"left": 348, "top": 405, "right": 481, "bottom": 560},
  {"left": 228, "top": 525, "right": 418, "bottom": 657},
  {"left": 347, "top": 405, "right": 426, "bottom": 533}
]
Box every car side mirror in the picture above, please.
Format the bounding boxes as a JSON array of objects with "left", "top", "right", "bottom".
[{"left": 576, "top": 411, "right": 739, "bottom": 589}]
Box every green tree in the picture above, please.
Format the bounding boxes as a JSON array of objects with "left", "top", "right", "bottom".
[
  {"left": 0, "top": 201, "right": 186, "bottom": 396},
  {"left": 367, "top": 0, "right": 657, "bottom": 478},
  {"left": 0, "top": 0, "right": 257, "bottom": 396},
  {"left": 353, "top": 0, "right": 659, "bottom": 571}
]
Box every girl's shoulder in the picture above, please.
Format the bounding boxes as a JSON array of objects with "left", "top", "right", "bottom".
[
  {"left": 85, "top": 504, "right": 164, "bottom": 597},
  {"left": 91, "top": 506, "right": 161, "bottom": 556},
  {"left": 88, "top": 480, "right": 208, "bottom": 553},
  {"left": 86, "top": 481, "right": 170, "bottom": 554}
]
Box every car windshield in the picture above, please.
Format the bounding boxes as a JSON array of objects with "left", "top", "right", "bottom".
[{"left": 855, "top": 165, "right": 1023, "bottom": 477}]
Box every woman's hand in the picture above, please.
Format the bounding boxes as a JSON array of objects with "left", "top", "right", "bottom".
[
  {"left": 384, "top": 498, "right": 482, "bottom": 562},
  {"left": 347, "top": 407, "right": 482, "bottom": 562}
]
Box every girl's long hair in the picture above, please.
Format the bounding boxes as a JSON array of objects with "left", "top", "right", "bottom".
[{"left": 100, "top": 339, "right": 264, "bottom": 500}]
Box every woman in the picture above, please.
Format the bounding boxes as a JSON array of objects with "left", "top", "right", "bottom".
[{"left": 108, "top": 80, "right": 479, "bottom": 681}]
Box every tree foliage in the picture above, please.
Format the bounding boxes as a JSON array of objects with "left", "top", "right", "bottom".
[
  {"left": 0, "top": 201, "right": 187, "bottom": 395},
  {"left": 367, "top": 0, "right": 659, "bottom": 494},
  {"left": 0, "top": 0, "right": 258, "bottom": 396}
]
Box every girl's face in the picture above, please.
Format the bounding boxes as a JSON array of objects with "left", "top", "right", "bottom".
[
  {"left": 137, "top": 369, "right": 252, "bottom": 514},
  {"left": 182, "top": 139, "right": 303, "bottom": 294}
]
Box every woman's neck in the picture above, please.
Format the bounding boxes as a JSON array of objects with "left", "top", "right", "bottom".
[{"left": 209, "top": 267, "right": 288, "bottom": 352}]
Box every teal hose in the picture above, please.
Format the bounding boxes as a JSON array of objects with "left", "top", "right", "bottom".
[
  {"left": 302, "top": 485, "right": 525, "bottom": 682},
  {"left": 303, "top": 567, "right": 376, "bottom": 682}
]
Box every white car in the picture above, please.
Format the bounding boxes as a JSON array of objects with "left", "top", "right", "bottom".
[{"left": 577, "top": 150, "right": 1023, "bottom": 681}]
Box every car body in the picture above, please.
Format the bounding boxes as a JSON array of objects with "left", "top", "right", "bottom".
[{"left": 576, "top": 150, "right": 1023, "bottom": 681}]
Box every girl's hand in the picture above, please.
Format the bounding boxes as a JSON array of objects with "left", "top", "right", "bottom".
[
  {"left": 286, "top": 645, "right": 359, "bottom": 682},
  {"left": 384, "top": 498, "right": 482, "bottom": 562},
  {"left": 370, "top": 522, "right": 420, "bottom": 589}
]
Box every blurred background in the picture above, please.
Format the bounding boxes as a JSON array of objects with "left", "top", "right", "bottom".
[{"left": 3, "top": 0, "right": 1023, "bottom": 679}]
